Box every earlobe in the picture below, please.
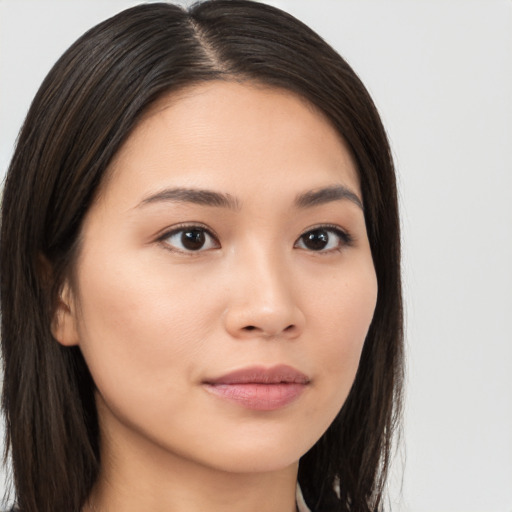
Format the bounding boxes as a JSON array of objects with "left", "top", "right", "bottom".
[{"left": 51, "top": 282, "right": 80, "bottom": 347}]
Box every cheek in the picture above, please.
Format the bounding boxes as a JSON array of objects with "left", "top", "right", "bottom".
[
  {"left": 73, "top": 250, "right": 219, "bottom": 395},
  {"left": 310, "top": 260, "right": 377, "bottom": 394}
]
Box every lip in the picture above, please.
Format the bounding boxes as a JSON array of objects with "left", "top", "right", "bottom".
[{"left": 202, "top": 365, "right": 310, "bottom": 411}]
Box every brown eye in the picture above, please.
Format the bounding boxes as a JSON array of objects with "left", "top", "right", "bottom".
[
  {"left": 295, "top": 226, "right": 352, "bottom": 252},
  {"left": 181, "top": 229, "right": 206, "bottom": 250},
  {"left": 301, "top": 229, "right": 330, "bottom": 250},
  {"left": 163, "top": 227, "right": 219, "bottom": 252}
]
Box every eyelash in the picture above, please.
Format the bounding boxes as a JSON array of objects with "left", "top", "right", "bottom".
[
  {"left": 158, "top": 223, "right": 353, "bottom": 254},
  {"left": 158, "top": 223, "right": 220, "bottom": 254},
  {"left": 294, "top": 224, "right": 354, "bottom": 254}
]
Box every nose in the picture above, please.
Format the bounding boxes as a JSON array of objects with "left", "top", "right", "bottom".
[{"left": 223, "top": 250, "right": 305, "bottom": 340}]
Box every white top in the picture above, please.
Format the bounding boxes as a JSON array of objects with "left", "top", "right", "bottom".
[{"left": 296, "top": 484, "right": 312, "bottom": 512}]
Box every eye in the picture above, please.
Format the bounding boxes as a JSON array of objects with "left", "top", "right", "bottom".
[
  {"left": 294, "top": 226, "right": 352, "bottom": 252},
  {"left": 161, "top": 226, "right": 219, "bottom": 253}
]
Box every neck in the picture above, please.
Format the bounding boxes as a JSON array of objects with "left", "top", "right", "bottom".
[
  {"left": 86, "top": 414, "right": 299, "bottom": 512},
  {"left": 88, "top": 461, "right": 299, "bottom": 512}
]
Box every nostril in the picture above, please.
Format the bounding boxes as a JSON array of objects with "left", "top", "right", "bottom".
[{"left": 241, "top": 324, "right": 296, "bottom": 334}]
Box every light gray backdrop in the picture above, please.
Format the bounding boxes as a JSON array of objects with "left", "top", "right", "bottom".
[{"left": 1, "top": 1, "right": 511, "bottom": 511}]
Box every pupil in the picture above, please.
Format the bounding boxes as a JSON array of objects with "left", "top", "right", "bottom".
[
  {"left": 304, "top": 229, "right": 328, "bottom": 250},
  {"left": 181, "top": 230, "right": 205, "bottom": 250}
]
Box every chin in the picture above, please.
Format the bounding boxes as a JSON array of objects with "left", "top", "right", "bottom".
[
  {"left": 205, "top": 449, "right": 303, "bottom": 475},
  {"left": 186, "top": 426, "right": 324, "bottom": 475}
]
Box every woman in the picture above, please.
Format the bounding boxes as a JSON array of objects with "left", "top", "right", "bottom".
[{"left": 0, "top": 2, "right": 403, "bottom": 511}]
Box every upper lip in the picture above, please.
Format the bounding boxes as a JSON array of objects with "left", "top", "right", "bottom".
[{"left": 204, "top": 364, "right": 310, "bottom": 385}]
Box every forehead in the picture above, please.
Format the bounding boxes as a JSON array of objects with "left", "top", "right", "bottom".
[{"left": 103, "top": 80, "right": 360, "bottom": 205}]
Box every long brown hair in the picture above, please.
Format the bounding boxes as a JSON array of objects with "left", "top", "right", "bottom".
[{"left": 1, "top": 2, "right": 403, "bottom": 511}]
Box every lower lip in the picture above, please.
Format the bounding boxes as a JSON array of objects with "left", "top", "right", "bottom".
[{"left": 203, "top": 383, "right": 306, "bottom": 411}]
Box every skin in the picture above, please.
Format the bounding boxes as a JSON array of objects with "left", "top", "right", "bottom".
[{"left": 54, "top": 81, "right": 378, "bottom": 512}]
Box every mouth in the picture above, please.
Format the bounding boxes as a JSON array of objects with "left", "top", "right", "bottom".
[{"left": 202, "top": 365, "right": 310, "bottom": 411}]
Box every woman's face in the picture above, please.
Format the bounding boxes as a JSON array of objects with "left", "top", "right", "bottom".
[{"left": 56, "top": 81, "right": 377, "bottom": 475}]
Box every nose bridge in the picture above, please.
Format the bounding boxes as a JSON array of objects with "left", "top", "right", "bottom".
[{"left": 223, "top": 238, "right": 304, "bottom": 338}]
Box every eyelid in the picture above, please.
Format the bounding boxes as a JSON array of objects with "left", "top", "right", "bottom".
[
  {"left": 294, "top": 223, "right": 354, "bottom": 252},
  {"left": 157, "top": 223, "right": 220, "bottom": 253},
  {"left": 298, "top": 223, "right": 353, "bottom": 239},
  {"left": 154, "top": 222, "right": 353, "bottom": 254}
]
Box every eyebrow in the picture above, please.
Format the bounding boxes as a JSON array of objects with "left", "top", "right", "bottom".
[
  {"left": 138, "top": 187, "right": 240, "bottom": 210},
  {"left": 137, "top": 184, "right": 363, "bottom": 211},
  {"left": 294, "top": 185, "right": 363, "bottom": 211}
]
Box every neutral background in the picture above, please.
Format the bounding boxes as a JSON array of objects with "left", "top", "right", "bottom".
[{"left": 1, "top": 1, "right": 511, "bottom": 510}]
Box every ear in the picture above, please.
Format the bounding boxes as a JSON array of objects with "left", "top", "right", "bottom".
[{"left": 51, "top": 281, "right": 80, "bottom": 346}]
